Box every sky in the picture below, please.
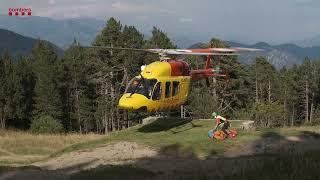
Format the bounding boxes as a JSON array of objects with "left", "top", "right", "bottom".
[{"left": 1, "top": 0, "right": 320, "bottom": 44}]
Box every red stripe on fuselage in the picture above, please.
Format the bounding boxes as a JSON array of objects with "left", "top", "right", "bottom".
[{"left": 167, "top": 60, "right": 190, "bottom": 76}]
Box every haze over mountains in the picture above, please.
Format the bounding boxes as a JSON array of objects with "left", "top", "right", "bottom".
[
  {"left": 227, "top": 42, "right": 320, "bottom": 68},
  {"left": 294, "top": 35, "right": 320, "bottom": 48},
  {"left": 0, "top": 16, "right": 104, "bottom": 49},
  {"left": 1, "top": 15, "right": 320, "bottom": 68}
]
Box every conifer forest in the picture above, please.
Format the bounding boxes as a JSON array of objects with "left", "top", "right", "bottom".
[{"left": 1, "top": 17, "right": 320, "bottom": 134}]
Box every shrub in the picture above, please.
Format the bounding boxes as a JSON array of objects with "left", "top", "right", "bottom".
[
  {"left": 30, "top": 115, "right": 64, "bottom": 134},
  {"left": 311, "top": 107, "right": 320, "bottom": 125},
  {"left": 251, "top": 102, "right": 287, "bottom": 128},
  {"left": 231, "top": 109, "right": 252, "bottom": 120}
]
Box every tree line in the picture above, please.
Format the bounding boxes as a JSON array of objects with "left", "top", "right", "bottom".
[
  {"left": 187, "top": 40, "right": 320, "bottom": 127},
  {"left": 0, "top": 17, "right": 320, "bottom": 133}
]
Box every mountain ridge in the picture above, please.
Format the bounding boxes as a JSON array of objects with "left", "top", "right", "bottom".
[
  {"left": 0, "top": 28, "right": 63, "bottom": 56},
  {"left": 189, "top": 41, "right": 320, "bottom": 68},
  {"left": 1, "top": 15, "right": 320, "bottom": 68},
  {"left": 0, "top": 15, "right": 105, "bottom": 49}
]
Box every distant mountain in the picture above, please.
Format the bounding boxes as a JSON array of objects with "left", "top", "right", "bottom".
[
  {"left": 170, "top": 35, "right": 198, "bottom": 48},
  {"left": 0, "top": 16, "right": 105, "bottom": 49},
  {"left": 0, "top": 29, "right": 63, "bottom": 56},
  {"left": 0, "top": 15, "right": 196, "bottom": 49},
  {"left": 2, "top": 15, "right": 320, "bottom": 67},
  {"left": 294, "top": 35, "right": 320, "bottom": 47},
  {"left": 189, "top": 41, "right": 320, "bottom": 68}
]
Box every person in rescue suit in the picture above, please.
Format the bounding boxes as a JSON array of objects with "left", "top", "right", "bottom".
[{"left": 212, "top": 112, "right": 230, "bottom": 137}]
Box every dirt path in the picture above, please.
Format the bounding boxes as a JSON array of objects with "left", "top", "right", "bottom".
[
  {"left": 34, "top": 142, "right": 158, "bottom": 172},
  {"left": 2, "top": 133, "right": 320, "bottom": 180},
  {"left": 0, "top": 141, "right": 251, "bottom": 179},
  {"left": 0, "top": 142, "right": 158, "bottom": 180}
]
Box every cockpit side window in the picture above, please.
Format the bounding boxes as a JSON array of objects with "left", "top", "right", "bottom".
[
  {"left": 126, "top": 78, "right": 141, "bottom": 93},
  {"left": 152, "top": 82, "right": 162, "bottom": 100},
  {"left": 165, "top": 82, "right": 171, "bottom": 98},
  {"left": 126, "top": 77, "right": 157, "bottom": 99}
]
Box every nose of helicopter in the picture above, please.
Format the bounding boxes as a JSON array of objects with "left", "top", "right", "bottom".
[{"left": 118, "top": 93, "right": 148, "bottom": 111}]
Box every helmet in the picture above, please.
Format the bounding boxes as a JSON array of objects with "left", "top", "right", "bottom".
[{"left": 212, "top": 112, "right": 219, "bottom": 118}]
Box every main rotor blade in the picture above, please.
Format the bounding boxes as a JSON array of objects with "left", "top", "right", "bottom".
[
  {"left": 165, "top": 51, "right": 239, "bottom": 56},
  {"left": 84, "top": 46, "right": 148, "bottom": 52},
  {"left": 149, "top": 47, "right": 262, "bottom": 55},
  {"left": 83, "top": 46, "right": 262, "bottom": 56},
  {"left": 231, "top": 47, "right": 264, "bottom": 52}
]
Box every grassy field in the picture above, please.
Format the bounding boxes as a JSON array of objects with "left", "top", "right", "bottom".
[
  {"left": 0, "top": 130, "right": 102, "bottom": 165},
  {"left": 53, "top": 119, "right": 259, "bottom": 158},
  {"left": 1, "top": 119, "right": 320, "bottom": 179},
  {"left": 2, "top": 118, "right": 319, "bottom": 165},
  {"left": 54, "top": 118, "right": 320, "bottom": 158},
  {"left": 68, "top": 118, "right": 320, "bottom": 180}
]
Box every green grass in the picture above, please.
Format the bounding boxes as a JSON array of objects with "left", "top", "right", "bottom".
[
  {"left": 3, "top": 119, "right": 319, "bottom": 164},
  {"left": 54, "top": 119, "right": 258, "bottom": 158},
  {"left": 54, "top": 119, "right": 320, "bottom": 158},
  {"left": 2, "top": 119, "right": 320, "bottom": 179}
]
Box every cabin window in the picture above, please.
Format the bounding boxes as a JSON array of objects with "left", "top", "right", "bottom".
[
  {"left": 152, "top": 82, "right": 162, "bottom": 100},
  {"left": 172, "top": 81, "right": 180, "bottom": 96},
  {"left": 126, "top": 77, "right": 157, "bottom": 99},
  {"left": 165, "top": 82, "right": 171, "bottom": 98}
]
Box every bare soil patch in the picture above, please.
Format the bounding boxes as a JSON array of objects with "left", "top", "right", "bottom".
[{"left": 2, "top": 132, "right": 320, "bottom": 179}]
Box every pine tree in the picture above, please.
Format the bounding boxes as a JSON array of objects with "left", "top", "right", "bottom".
[
  {"left": 122, "top": 25, "right": 145, "bottom": 77},
  {"left": 59, "top": 40, "right": 90, "bottom": 131},
  {"left": 296, "top": 58, "right": 319, "bottom": 124},
  {"left": 147, "top": 27, "right": 176, "bottom": 49},
  {"left": 296, "top": 58, "right": 310, "bottom": 124},
  {"left": 278, "top": 67, "right": 299, "bottom": 126},
  {"left": 14, "top": 56, "right": 36, "bottom": 128},
  {"left": 31, "top": 41, "right": 62, "bottom": 122},
  {"left": 78, "top": 83, "right": 97, "bottom": 133},
  {"left": 90, "top": 17, "right": 125, "bottom": 133},
  {"left": 0, "top": 54, "right": 17, "bottom": 129},
  {"left": 250, "top": 57, "right": 277, "bottom": 103},
  {"left": 144, "top": 27, "right": 176, "bottom": 63}
]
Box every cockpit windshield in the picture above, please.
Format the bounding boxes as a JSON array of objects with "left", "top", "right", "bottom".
[{"left": 126, "top": 77, "right": 157, "bottom": 99}]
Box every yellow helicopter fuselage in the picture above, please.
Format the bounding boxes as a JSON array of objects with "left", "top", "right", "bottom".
[{"left": 118, "top": 60, "right": 191, "bottom": 112}]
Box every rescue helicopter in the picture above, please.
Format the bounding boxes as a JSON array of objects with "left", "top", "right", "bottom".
[{"left": 90, "top": 44, "right": 261, "bottom": 112}]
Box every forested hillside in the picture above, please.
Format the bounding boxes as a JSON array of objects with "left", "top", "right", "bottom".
[
  {"left": 0, "top": 29, "right": 63, "bottom": 56},
  {"left": 0, "top": 18, "right": 320, "bottom": 134},
  {"left": 0, "top": 16, "right": 104, "bottom": 49}
]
